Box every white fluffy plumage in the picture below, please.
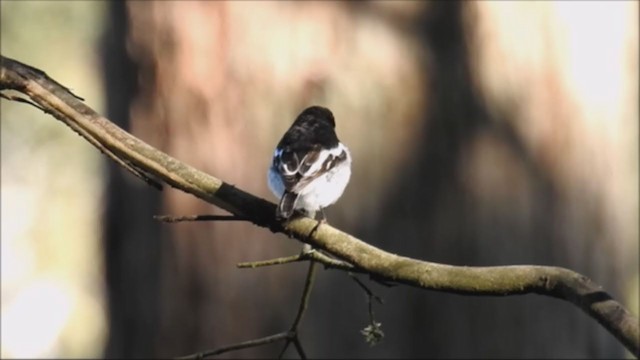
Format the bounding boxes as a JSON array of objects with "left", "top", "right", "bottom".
[{"left": 268, "top": 143, "right": 351, "bottom": 217}]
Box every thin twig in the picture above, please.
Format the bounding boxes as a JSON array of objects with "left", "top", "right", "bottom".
[
  {"left": 238, "top": 254, "right": 303, "bottom": 268},
  {"left": 309, "top": 251, "right": 355, "bottom": 271},
  {"left": 279, "top": 261, "right": 318, "bottom": 358},
  {"left": 1, "top": 92, "right": 48, "bottom": 112},
  {"left": 154, "top": 214, "right": 249, "bottom": 223},
  {"left": 292, "top": 337, "right": 307, "bottom": 360},
  {"left": 349, "top": 273, "right": 384, "bottom": 305},
  {"left": 237, "top": 249, "right": 355, "bottom": 270},
  {"left": 349, "top": 273, "right": 385, "bottom": 346},
  {"left": 278, "top": 340, "right": 290, "bottom": 359},
  {"left": 174, "top": 331, "right": 293, "bottom": 359},
  {"left": 75, "top": 127, "right": 163, "bottom": 190},
  {"left": 292, "top": 261, "right": 317, "bottom": 330},
  {"left": 238, "top": 245, "right": 355, "bottom": 272},
  {"left": 175, "top": 259, "right": 318, "bottom": 359},
  {"left": 61, "top": 111, "right": 164, "bottom": 190}
]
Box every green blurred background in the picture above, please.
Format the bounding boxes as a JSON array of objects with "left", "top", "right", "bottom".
[{"left": 1, "top": 1, "right": 107, "bottom": 357}]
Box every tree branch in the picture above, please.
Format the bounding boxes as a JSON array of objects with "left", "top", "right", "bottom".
[
  {"left": 174, "top": 331, "right": 293, "bottom": 359},
  {"left": 1, "top": 55, "right": 637, "bottom": 357},
  {"left": 154, "top": 214, "right": 249, "bottom": 223}
]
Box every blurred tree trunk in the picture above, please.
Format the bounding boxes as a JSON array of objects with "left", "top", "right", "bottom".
[
  {"left": 100, "top": 1, "right": 636, "bottom": 358},
  {"left": 100, "top": 1, "right": 164, "bottom": 357}
]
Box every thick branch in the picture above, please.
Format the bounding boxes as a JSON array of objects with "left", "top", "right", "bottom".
[{"left": 1, "top": 55, "right": 637, "bottom": 357}]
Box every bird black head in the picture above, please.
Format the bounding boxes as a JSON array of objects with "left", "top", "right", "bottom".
[
  {"left": 295, "top": 106, "right": 335, "bottom": 128},
  {"left": 277, "top": 105, "right": 340, "bottom": 152}
]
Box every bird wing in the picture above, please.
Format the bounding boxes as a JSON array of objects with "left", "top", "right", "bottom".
[
  {"left": 273, "top": 144, "right": 349, "bottom": 218},
  {"left": 289, "top": 145, "right": 349, "bottom": 193}
]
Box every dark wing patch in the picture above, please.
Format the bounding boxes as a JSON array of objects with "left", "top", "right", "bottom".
[
  {"left": 278, "top": 151, "right": 300, "bottom": 175},
  {"left": 277, "top": 190, "right": 299, "bottom": 219},
  {"left": 298, "top": 145, "right": 322, "bottom": 175},
  {"left": 289, "top": 148, "right": 349, "bottom": 193},
  {"left": 322, "top": 148, "right": 348, "bottom": 172}
]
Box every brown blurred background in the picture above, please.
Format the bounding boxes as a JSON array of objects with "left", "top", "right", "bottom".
[{"left": 1, "top": 1, "right": 637, "bottom": 358}]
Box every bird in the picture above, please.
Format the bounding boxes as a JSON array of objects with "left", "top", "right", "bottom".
[{"left": 267, "top": 106, "right": 352, "bottom": 222}]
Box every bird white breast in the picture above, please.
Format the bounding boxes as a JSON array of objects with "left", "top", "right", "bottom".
[{"left": 296, "top": 154, "right": 351, "bottom": 211}]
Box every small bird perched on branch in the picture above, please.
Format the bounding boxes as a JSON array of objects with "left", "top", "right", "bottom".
[{"left": 268, "top": 106, "right": 352, "bottom": 222}]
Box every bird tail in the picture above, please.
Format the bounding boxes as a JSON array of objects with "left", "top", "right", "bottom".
[{"left": 277, "top": 191, "right": 298, "bottom": 219}]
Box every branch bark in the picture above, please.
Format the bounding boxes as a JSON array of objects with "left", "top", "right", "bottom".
[{"left": 1, "top": 55, "right": 637, "bottom": 357}]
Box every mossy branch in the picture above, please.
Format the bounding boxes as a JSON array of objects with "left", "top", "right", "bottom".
[{"left": 1, "top": 55, "right": 637, "bottom": 357}]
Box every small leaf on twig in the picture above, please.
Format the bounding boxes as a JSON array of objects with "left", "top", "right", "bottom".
[{"left": 360, "top": 321, "right": 384, "bottom": 346}]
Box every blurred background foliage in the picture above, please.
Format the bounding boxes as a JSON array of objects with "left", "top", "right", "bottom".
[
  {"left": 1, "top": 0, "right": 107, "bottom": 358},
  {"left": 1, "top": 1, "right": 637, "bottom": 359}
]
